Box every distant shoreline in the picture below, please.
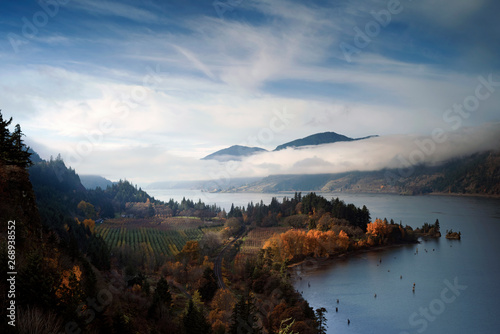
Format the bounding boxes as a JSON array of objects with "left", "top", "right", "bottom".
[{"left": 213, "top": 189, "right": 500, "bottom": 198}]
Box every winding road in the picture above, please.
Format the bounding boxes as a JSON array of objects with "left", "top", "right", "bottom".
[{"left": 214, "top": 231, "right": 244, "bottom": 290}]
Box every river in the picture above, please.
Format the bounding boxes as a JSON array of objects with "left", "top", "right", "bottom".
[{"left": 145, "top": 189, "right": 500, "bottom": 333}]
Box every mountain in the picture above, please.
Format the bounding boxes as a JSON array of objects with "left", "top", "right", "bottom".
[
  {"left": 201, "top": 145, "right": 267, "bottom": 161},
  {"left": 274, "top": 131, "right": 377, "bottom": 151},
  {"left": 80, "top": 174, "right": 113, "bottom": 189},
  {"left": 228, "top": 151, "right": 500, "bottom": 196}
]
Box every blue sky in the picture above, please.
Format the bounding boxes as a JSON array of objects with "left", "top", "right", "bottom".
[{"left": 1, "top": 0, "right": 499, "bottom": 183}]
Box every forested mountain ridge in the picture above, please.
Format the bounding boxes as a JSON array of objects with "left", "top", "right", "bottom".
[
  {"left": 229, "top": 151, "right": 500, "bottom": 196},
  {"left": 275, "top": 131, "right": 362, "bottom": 151},
  {"left": 202, "top": 131, "right": 376, "bottom": 160},
  {"left": 201, "top": 145, "right": 267, "bottom": 161},
  {"left": 79, "top": 174, "right": 113, "bottom": 190}
]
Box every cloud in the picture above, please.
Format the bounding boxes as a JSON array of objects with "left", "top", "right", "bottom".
[
  {"left": 205, "top": 122, "right": 500, "bottom": 180},
  {"left": 2, "top": 0, "right": 499, "bottom": 187},
  {"left": 69, "top": 0, "right": 160, "bottom": 22}
]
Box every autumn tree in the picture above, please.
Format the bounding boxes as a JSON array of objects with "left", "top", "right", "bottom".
[
  {"left": 177, "top": 240, "right": 200, "bottom": 264},
  {"left": 77, "top": 200, "right": 97, "bottom": 220},
  {"left": 209, "top": 289, "right": 237, "bottom": 333}
]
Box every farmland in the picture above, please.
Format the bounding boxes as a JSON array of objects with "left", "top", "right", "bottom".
[{"left": 95, "top": 217, "right": 224, "bottom": 268}]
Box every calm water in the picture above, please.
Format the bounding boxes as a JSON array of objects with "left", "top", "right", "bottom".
[{"left": 146, "top": 189, "right": 500, "bottom": 333}]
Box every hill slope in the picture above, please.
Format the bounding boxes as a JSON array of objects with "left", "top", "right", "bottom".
[
  {"left": 274, "top": 131, "right": 354, "bottom": 151},
  {"left": 80, "top": 174, "right": 113, "bottom": 189},
  {"left": 202, "top": 145, "right": 267, "bottom": 161},
  {"left": 230, "top": 151, "right": 500, "bottom": 196}
]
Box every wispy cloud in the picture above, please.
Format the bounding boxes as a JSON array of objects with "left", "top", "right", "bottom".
[
  {"left": 1, "top": 0, "right": 499, "bottom": 184},
  {"left": 69, "top": 0, "right": 160, "bottom": 22}
]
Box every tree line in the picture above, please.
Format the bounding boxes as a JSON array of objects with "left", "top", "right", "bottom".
[{"left": 0, "top": 110, "right": 32, "bottom": 167}]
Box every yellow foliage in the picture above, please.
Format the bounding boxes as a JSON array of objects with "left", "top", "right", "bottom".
[
  {"left": 366, "top": 218, "right": 388, "bottom": 237},
  {"left": 82, "top": 219, "right": 95, "bottom": 233},
  {"left": 56, "top": 265, "right": 82, "bottom": 299}
]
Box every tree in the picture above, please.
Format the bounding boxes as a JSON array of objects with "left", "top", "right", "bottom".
[
  {"left": 209, "top": 289, "right": 237, "bottom": 332},
  {"left": 177, "top": 240, "right": 200, "bottom": 264},
  {"left": 229, "top": 291, "right": 262, "bottom": 334},
  {"left": 183, "top": 299, "right": 212, "bottom": 334},
  {"left": 315, "top": 307, "right": 328, "bottom": 334},
  {"left": 77, "top": 201, "right": 97, "bottom": 220},
  {"left": 278, "top": 318, "right": 299, "bottom": 334},
  {"left": 148, "top": 277, "right": 172, "bottom": 319},
  {"left": 199, "top": 267, "right": 218, "bottom": 301},
  {"left": 0, "top": 111, "right": 32, "bottom": 167},
  {"left": 200, "top": 232, "right": 222, "bottom": 256}
]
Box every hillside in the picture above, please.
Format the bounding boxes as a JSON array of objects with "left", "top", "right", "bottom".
[
  {"left": 229, "top": 151, "right": 500, "bottom": 196},
  {"left": 202, "top": 131, "right": 378, "bottom": 160},
  {"left": 201, "top": 145, "right": 267, "bottom": 161},
  {"left": 274, "top": 131, "right": 355, "bottom": 151},
  {"left": 79, "top": 174, "right": 114, "bottom": 189}
]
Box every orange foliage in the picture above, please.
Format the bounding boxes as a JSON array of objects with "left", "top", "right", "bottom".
[
  {"left": 56, "top": 265, "right": 82, "bottom": 299},
  {"left": 366, "top": 218, "right": 388, "bottom": 237},
  {"left": 264, "top": 228, "right": 351, "bottom": 261},
  {"left": 82, "top": 219, "right": 96, "bottom": 233}
]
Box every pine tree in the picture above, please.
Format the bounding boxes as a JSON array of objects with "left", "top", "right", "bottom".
[
  {"left": 0, "top": 111, "right": 32, "bottom": 167},
  {"left": 229, "top": 291, "right": 262, "bottom": 334},
  {"left": 183, "top": 299, "right": 212, "bottom": 334},
  {"left": 199, "top": 267, "right": 218, "bottom": 301},
  {"left": 148, "top": 277, "right": 172, "bottom": 318},
  {"left": 315, "top": 307, "right": 328, "bottom": 334}
]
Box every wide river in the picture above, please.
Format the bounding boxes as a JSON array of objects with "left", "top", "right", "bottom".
[{"left": 146, "top": 189, "right": 500, "bottom": 334}]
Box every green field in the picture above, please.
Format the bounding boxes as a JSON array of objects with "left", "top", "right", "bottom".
[{"left": 95, "top": 224, "right": 224, "bottom": 262}]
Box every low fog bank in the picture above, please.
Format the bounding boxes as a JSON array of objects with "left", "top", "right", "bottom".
[{"left": 215, "top": 122, "right": 500, "bottom": 178}]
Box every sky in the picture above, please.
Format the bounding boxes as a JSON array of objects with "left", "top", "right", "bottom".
[{"left": 1, "top": 0, "right": 499, "bottom": 185}]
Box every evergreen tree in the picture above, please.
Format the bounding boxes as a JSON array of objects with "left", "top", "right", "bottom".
[
  {"left": 199, "top": 267, "right": 218, "bottom": 301},
  {"left": 148, "top": 277, "right": 172, "bottom": 319},
  {"left": 315, "top": 307, "right": 328, "bottom": 334},
  {"left": 0, "top": 111, "right": 32, "bottom": 167},
  {"left": 229, "top": 291, "right": 262, "bottom": 334},
  {"left": 183, "top": 299, "right": 211, "bottom": 334}
]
